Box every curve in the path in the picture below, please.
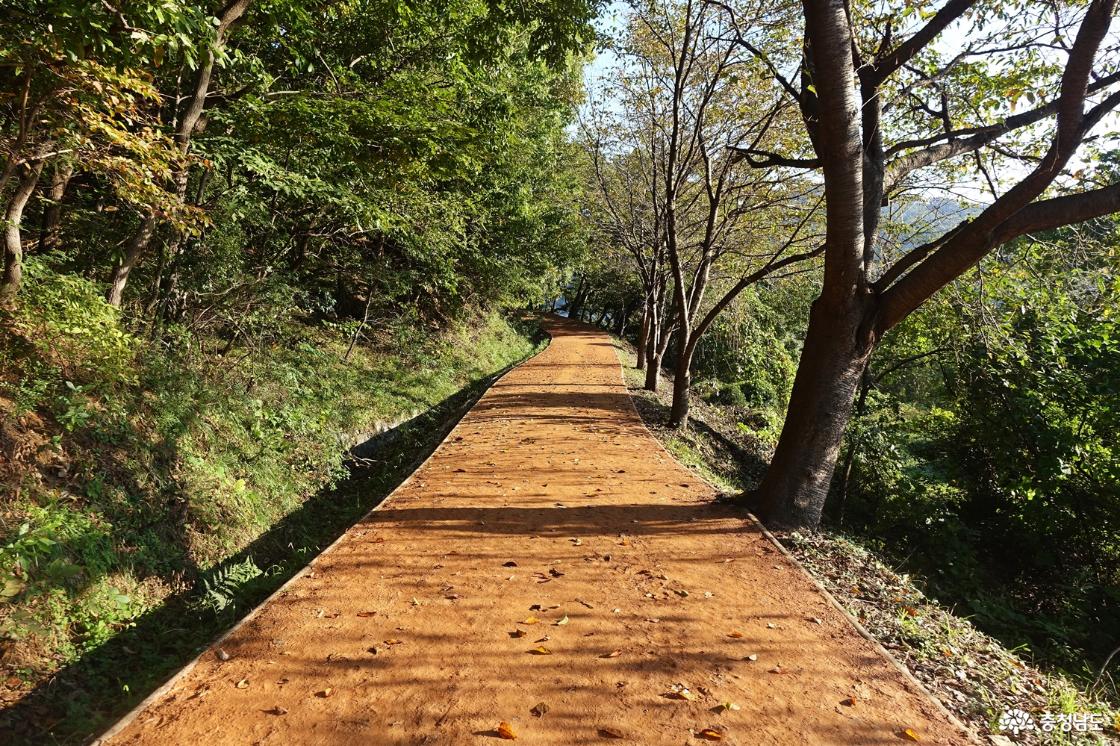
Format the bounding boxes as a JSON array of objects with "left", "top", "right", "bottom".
[{"left": 99, "top": 316, "right": 973, "bottom": 745}]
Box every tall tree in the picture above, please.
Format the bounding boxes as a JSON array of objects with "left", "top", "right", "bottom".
[{"left": 582, "top": 0, "right": 821, "bottom": 418}]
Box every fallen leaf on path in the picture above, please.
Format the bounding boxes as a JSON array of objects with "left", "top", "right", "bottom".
[
  {"left": 712, "top": 701, "right": 741, "bottom": 713},
  {"left": 530, "top": 702, "right": 549, "bottom": 718},
  {"left": 601, "top": 650, "right": 622, "bottom": 658},
  {"left": 727, "top": 631, "right": 744, "bottom": 639},
  {"left": 900, "top": 728, "right": 921, "bottom": 741},
  {"left": 509, "top": 630, "right": 527, "bottom": 638},
  {"left": 356, "top": 611, "right": 376, "bottom": 618},
  {"left": 697, "top": 727, "right": 724, "bottom": 740},
  {"left": 534, "top": 636, "right": 550, "bottom": 643},
  {"left": 521, "top": 616, "right": 540, "bottom": 625},
  {"left": 598, "top": 727, "right": 625, "bottom": 739},
  {"left": 385, "top": 639, "right": 403, "bottom": 645},
  {"left": 316, "top": 688, "right": 333, "bottom": 698},
  {"left": 268, "top": 706, "right": 288, "bottom": 716},
  {"left": 840, "top": 697, "right": 856, "bottom": 707},
  {"left": 529, "top": 646, "right": 552, "bottom": 655},
  {"left": 216, "top": 649, "right": 231, "bottom": 661},
  {"left": 235, "top": 678, "right": 249, "bottom": 689},
  {"left": 554, "top": 616, "right": 569, "bottom": 626},
  {"left": 766, "top": 623, "right": 777, "bottom": 629},
  {"left": 664, "top": 684, "right": 697, "bottom": 701},
  {"left": 577, "top": 599, "right": 595, "bottom": 608},
  {"left": 497, "top": 721, "right": 517, "bottom": 739},
  {"left": 768, "top": 665, "right": 783, "bottom": 674},
  {"left": 809, "top": 616, "right": 823, "bottom": 625}
]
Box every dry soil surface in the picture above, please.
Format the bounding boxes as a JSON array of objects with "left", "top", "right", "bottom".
[{"left": 99, "top": 316, "right": 973, "bottom": 745}]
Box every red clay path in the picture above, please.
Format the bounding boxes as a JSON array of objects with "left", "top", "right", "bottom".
[{"left": 98, "top": 316, "right": 973, "bottom": 745}]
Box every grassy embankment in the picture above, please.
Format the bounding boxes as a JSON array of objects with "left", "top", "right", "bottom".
[{"left": 0, "top": 259, "right": 544, "bottom": 742}]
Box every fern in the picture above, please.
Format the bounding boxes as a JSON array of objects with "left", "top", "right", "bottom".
[{"left": 193, "top": 557, "right": 263, "bottom": 615}]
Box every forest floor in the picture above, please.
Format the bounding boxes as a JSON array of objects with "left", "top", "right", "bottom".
[{"left": 96, "top": 316, "right": 971, "bottom": 745}]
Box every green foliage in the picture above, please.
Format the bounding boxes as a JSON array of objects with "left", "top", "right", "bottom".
[
  {"left": 837, "top": 224, "right": 1120, "bottom": 681},
  {"left": 694, "top": 286, "right": 805, "bottom": 408}
]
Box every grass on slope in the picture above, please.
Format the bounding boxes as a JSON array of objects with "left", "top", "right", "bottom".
[{"left": 0, "top": 259, "right": 544, "bottom": 742}]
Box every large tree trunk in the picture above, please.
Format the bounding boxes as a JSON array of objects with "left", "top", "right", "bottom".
[
  {"left": 752, "top": 0, "right": 872, "bottom": 529},
  {"left": 755, "top": 295, "right": 875, "bottom": 529},
  {"left": 0, "top": 159, "right": 46, "bottom": 305}
]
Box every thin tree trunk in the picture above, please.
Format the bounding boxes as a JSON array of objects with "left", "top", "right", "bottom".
[
  {"left": 37, "top": 162, "right": 72, "bottom": 253},
  {"left": 668, "top": 338, "right": 692, "bottom": 428},
  {"left": 645, "top": 314, "right": 674, "bottom": 392},
  {"left": 107, "top": 215, "right": 157, "bottom": 307},
  {"left": 107, "top": 0, "right": 252, "bottom": 306},
  {"left": 636, "top": 302, "right": 649, "bottom": 370},
  {"left": 567, "top": 276, "right": 586, "bottom": 319},
  {"left": 345, "top": 282, "right": 375, "bottom": 362},
  {"left": 644, "top": 349, "right": 662, "bottom": 391},
  {"left": 0, "top": 159, "right": 46, "bottom": 305},
  {"left": 643, "top": 305, "right": 662, "bottom": 391}
]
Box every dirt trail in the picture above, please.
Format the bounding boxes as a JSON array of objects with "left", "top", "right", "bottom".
[{"left": 100, "top": 317, "right": 972, "bottom": 745}]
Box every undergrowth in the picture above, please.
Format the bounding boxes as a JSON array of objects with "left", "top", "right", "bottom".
[{"left": 613, "top": 339, "right": 1120, "bottom": 744}]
